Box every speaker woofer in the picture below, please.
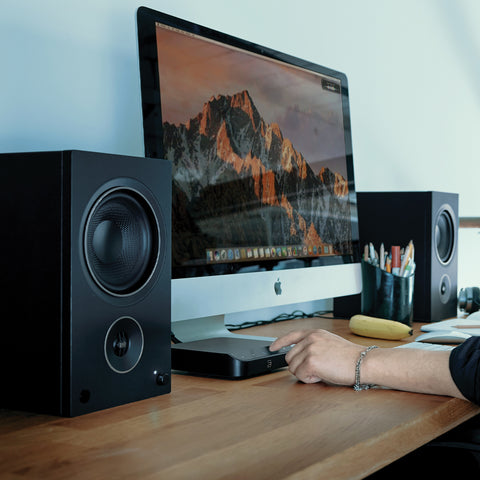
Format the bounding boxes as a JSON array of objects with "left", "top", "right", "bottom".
[
  {"left": 435, "top": 206, "right": 455, "bottom": 265},
  {"left": 85, "top": 187, "right": 160, "bottom": 296}
]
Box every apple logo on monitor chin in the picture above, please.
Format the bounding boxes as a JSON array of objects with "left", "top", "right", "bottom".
[{"left": 274, "top": 278, "right": 282, "bottom": 295}]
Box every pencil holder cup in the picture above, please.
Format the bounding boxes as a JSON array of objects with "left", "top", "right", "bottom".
[{"left": 361, "top": 260, "right": 415, "bottom": 326}]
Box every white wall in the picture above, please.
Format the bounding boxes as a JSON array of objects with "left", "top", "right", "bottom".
[{"left": 1, "top": 0, "right": 479, "bottom": 290}]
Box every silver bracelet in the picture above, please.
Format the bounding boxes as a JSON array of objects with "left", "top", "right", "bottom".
[{"left": 353, "top": 345, "right": 378, "bottom": 391}]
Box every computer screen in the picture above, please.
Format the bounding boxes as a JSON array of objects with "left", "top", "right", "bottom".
[{"left": 137, "top": 7, "right": 361, "bottom": 342}]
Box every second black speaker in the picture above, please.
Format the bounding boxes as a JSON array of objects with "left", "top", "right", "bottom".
[{"left": 334, "top": 191, "right": 458, "bottom": 322}]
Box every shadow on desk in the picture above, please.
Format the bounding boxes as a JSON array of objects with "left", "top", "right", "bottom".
[{"left": 368, "top": 414, "right": 480, "bottom": 478}]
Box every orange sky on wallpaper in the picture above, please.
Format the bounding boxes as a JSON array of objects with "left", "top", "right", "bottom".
[{"left": 155, "top": 24, "right": 347, "bottom": 177}]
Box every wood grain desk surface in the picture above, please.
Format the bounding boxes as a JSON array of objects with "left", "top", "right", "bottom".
[{"left": 1, "top": 317, "right": 479, "bottom": 480}]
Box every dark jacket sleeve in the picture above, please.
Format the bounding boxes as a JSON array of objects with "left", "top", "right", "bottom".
[{"left": 449, "top": 336, "right": 480, "bottom": 404}]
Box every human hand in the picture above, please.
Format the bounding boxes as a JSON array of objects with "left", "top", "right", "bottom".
[{"left": 269, "top": 329, "right": 365, "bottom": 385}]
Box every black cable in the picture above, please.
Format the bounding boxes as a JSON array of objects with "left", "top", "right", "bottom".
[
  {"left": 172, "top": 309, "right": 336, "bottom": 341},
  {"left": 225, "top": 309, "right": 334, "bottom": 331}
]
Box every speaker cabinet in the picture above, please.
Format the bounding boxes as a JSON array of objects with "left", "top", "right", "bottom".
[
  {"left": 334, "top": 191, "right": 458, "bottom": 322},
  {"left": 0, "top": 151, "right": 171, "bottom": 416}
]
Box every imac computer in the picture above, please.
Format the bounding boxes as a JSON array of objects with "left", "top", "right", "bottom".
[{"left": 137, "top": 7, "right": 361, "bottom": 378}]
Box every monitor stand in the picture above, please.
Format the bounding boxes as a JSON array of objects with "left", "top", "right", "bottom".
[{"left": 171, "top": 315, "right": 290, "bottom": 379}]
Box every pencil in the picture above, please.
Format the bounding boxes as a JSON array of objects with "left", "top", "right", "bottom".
[{"left": 399, "top": 240, "right": 413, "bottom": 276}]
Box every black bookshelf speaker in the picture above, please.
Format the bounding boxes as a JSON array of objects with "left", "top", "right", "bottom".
[
  {"left": 334, "top": 191, "right": 458, "bottom": 322},
  {"left": 0, "top": 150, "right": 171, "bottom": 416}
]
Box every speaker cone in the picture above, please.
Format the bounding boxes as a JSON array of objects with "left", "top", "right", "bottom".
[
  {"left": 435, "top": 206, "right": 455, "bottom": 264},
  {"left": 85, "top": 187, "right": 160, "bottom": 296}
]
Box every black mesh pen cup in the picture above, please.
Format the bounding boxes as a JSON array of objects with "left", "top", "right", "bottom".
[{"left": 361, "top": 260, "right": 415, "bottom": 326}]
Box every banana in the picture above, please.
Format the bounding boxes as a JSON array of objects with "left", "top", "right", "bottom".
[{"left": 349, "top": 314, "right": 413, "bottom": 340}]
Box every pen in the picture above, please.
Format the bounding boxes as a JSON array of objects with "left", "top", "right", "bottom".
[
  {"left": 403, "top": 257, "right": 413, "bottom": 277},
  {"left": 391, "top": 246, "right": 401, "bottom": 275},
  {"left": 379, "top": 243, "right": 385, "bottom": 270},
  {"left": 369, "top": 242, "right": 376, "bottom": 263}
]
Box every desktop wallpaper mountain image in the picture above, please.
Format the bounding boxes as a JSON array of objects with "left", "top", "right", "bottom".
[{"left": 162, "top": 90, "right": 353, "bottom": 269}]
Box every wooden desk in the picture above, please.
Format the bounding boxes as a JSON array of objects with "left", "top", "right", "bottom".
[{"left": 1, "top": 318, "right": 479, "bottom": 479}]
